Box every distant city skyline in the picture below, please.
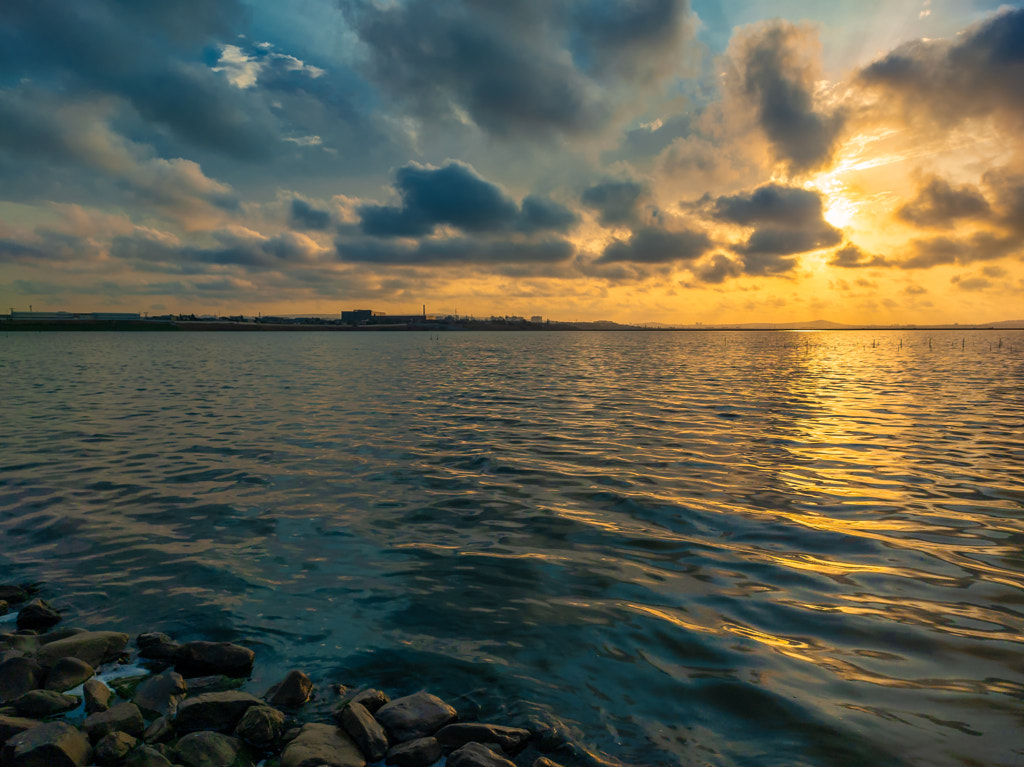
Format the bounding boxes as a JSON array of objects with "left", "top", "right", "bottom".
[{"left": 1, "top": 1, "right": 1022, "bottom": 324}]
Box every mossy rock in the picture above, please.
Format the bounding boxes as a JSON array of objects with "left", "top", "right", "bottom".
[{"left": 108, "top": 674, "right": 151, "bottom": 700}]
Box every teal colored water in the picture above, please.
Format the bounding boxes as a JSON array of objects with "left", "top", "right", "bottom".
[{"left": 1, "top": 330, "right": 1023, "bottom": 767}]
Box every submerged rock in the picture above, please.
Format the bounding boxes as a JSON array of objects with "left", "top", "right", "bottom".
[
  {"left": 1, "top": 720, "right": 90, "bottom": 767},
  {"left": 133, "top": 670, "right": 188, "bottom": 718},
  {"left": 0, "top": 585, "right": 31, "bottom": 605},
  {"left": 0, "top": 656, "right": 45, "bottom": 703},
  {"left": 44, "top": 657, "right": 94, "bottom": 692},
  {"left": 82, "top": 702, "right": 146, "bottom": 742},
  {"left": 435, "top": 723, "right": 531, "bottom": 755},
  {"left": 338, "top": 701, "right": 389, "bottom": 761},
  {"left": 12, "top": 689, "right": 80, "bottom": 718},
  {"left": 447, "top": 742, "right": 517, "bottom": 767},
  {"left": 175, "top": 730, "right": 254, "bottom": 767},
  {"left": 374, "top": 692, "right": 457, "bottom": 743},
  {"left": 175, "top": 641, "right": 254, "bottom": 679},
  {"left": 384, "top": 736, "right": 442, "bottom": 767},
  {"left": 265, "top": 669, "right": 313, "bottom": 709},
  {"left": 35, "top": 631, "right": 129, "bottom": 668},
  {"left": 173, "top": 691, "right": 262, "bottom": 734},
  {"left": 83, "top": 679, "right": 113, "bottom": 714},
  {"left": 136, "top": 633, "right": 182, "bottom": 662},
  {"left": 279, "top": 723, "right": 365, "bottom": 767},
  {"left": 15, "top": 599, "right": 62, "bottom": 632}
]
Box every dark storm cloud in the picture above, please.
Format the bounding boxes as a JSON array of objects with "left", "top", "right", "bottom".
[
  {"left": 571, "top": 0, "right": 692, "bottom": 79},
  {"left": 598, "top": 227, "right": 712, "bottom": 264},
  {"left": 896, "top": 177, "right": 992, "bottom": 228},
  {"left": 337, "top": 236, "right": 576, "bottom": 266},
  {"left": 581, "top": 179, "right": 649, "bottom": 225},
  {"left": 983, "top": 169, "right": 1024, "bottom": 234},
  {"left": 359, "top": 162, "right": 577, "bottom": 237},
  {"left": 290, "top": 198, "right": 332, "bottom": 231},
  {"left": 900, "top": 232, "right": 1021, "bottom": 269},
  {"left": 692, "top": 253, "right": 743, "bottom": 283},
  {"left": 739, "top": 226, "right": 841, "bottom": 258},
  {"left": 730, "top": 22, "right": 844, "bottom": 173},
  {"left": 109, "top": 229, "right": 323, "bottom": 272},
  {"left": 829, "top": 243, "right": 889, "bottom": 269},
  {"left": 859, "top": 8, "right": 1024, "bottom": 127}
]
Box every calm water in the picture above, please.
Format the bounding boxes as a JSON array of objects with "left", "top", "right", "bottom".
[{"left": 2, "top": 330, "right": 1023, "bottom": 767}]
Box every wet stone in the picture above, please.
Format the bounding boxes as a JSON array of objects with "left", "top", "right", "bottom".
[
  {"left": 280, "top": 722, "right": 366, "bottom": 767},
  {"left": 349, "top": 688, "right": 389, "bottom": 714},
  {"left": 133, "top": 670, "right": 187, "bottom": 718},
  {"left": 532, "top": 758, "right": 566, "bottom": 767},
  {"left": 0, "top": 586, "right": 31, "bottom": 605},
  {"left": 1, "top": 720, "right": 90, "bottom": 767},
  {"left": 446, "top": 742, "right": 517, "bottom": 767},
  {"left": 36, "top": 631, "right": 129, "bottom": 668},
  {"left": 142, "top": 715, "right": 174, "bottom": 745},
  {"left": 173, "top": 690, "right": 262, "bottom": 734},
  {"left": 37, "top": 627, "right": 87, "bottom": 645},
  {"left": 175, "top": 641, "right": 254, "bottom": 679},
  {"left": 234, "top": 704, "right": 285, "bottom": 750},
  {"left": 135, "top": 633, "right": 182, "bottom": 662},
  {"left": 124, "top": 745, "right": 174, "bottom": 767},
  {"left": 44, "top": 657, "right": 94, "bottom": 692},
  {"left": 184, "top": 675, "right": 245, "bottom": 695},
  {"left": 0, "top": 601, "right": 7, "bottom": 616},
  {"left": 12, "top": 689, "right": 80, "bottom": 718},
  {"left": 0, "top": 713, "right": 41, "bottom": 743},
  {"left": 15, "top": 599, "right": 61, "bottom": 632},
  {"left": 374, "top": 692, "right": 457, "bottom": 743},
  {"left": 338, "top": 701, "right": 389, "bottom": 761},
  {"left": 385, "top": 737, "right": 442, "bottom": 767},
  {"left": 83, "top": 702, "right": 146, "bottom": 743},
  {"left": 94, "top": 731, "right": 138, "bottom": 765},
  {"left": 174, "top": 730, "right": 253, "bottom": 767},
  {"left": 265, "top": 669, "right": 313, "bottom": 709},
  {"left": 0, "top": 656, "right": 45, "bottom": 703},
  {"left": 435, "top": 723, "right": 531, "bottom": 755},
  {"left": 84, "top": 679, "right": 113, "bottom": 713}
]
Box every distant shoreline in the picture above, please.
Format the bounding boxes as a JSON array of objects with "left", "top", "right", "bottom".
[{"left": 3, "top": 319, "right": 1023, "bottom": 332}]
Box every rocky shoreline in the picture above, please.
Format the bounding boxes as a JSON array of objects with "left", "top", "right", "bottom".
[{"left": 1, "top": 586, "right": 575, "bottom": 767}]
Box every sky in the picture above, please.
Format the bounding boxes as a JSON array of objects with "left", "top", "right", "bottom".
[{"left": 1, "top": 0, "right": 1022, "bottom": 324}]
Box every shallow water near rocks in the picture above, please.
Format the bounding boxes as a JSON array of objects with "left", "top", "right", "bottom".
[{"left": 2, "top": 330, "right": 1023, "bottom": 767}]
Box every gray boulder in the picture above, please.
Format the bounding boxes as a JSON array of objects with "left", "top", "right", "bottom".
[
  {"left": 1, "top": 720, "right": 90, "bottom": 767},
  {"left": 447, "top": 742, "right": 516, "bottom": 767},
  {"left": 12, "top": 689, "right": 80, "bottom": 718},
  {"left": 173, "top": 691, "right": 262, "bottom": 734},
  {"left": 0, "top": 656, "right": 45, "bottom": 702},
  {"left": 94, "top": 731, "right": 138, "bottom": 765},
  {"left": 280, "top": 723, "right": 366, "bottom": 767},
  {"left": 82, "top": 702, "right": 146, "bottom": 743},
  {"left": 83, "top": 679, "right": 113, "bottom": 713},
  {"left": 175, "top": 642, "right": 254, "bottom": 679},
  {"left": 384, "top": 737, "right": 442, "bottom": 767},
  {"left": 349, "top": 688, "right": 389, "bottom": 714},
  {"left": 0, "top": 713, "right": 40, "bottom": 743},
  {"left": 174, "top": 731, "right": 254, "bottom": 767},
  {"left": 374, "top": 692, "right": 456, "bottom": 743},
  {"left": 15, "top": 599, "right": 62, "bottom": 632},
  {"left": 133, "top": 670, "right": 188, "bottom": 718},
  {"left": 36, "top": 631, "right": 129, "bottom": 668},
  {"left": 234, "top": 704, "right": 285, "bottom": 750},
  {"left": 435, "top": 723, "right": 531, "bottom": 755},
  {"left": 124, "top": 745, "right": 174, "bottom": 767},
  {"left": 338, "top": 701, "right": 388, "bottom": 761},
  {"left": 44, "top": 657, "right": 94, "bottom": 692},
  {"left": 264, "top": 669, "right": 313, "bottom": 709}
]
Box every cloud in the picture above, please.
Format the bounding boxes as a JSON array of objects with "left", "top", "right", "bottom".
[
  {"left": 692, "top": 253, "right": 744, "bottom": 283},
  {"left": 726, "top": 21, "right": 844, "bottom": 174},
  {"left": 900, "top": 232, "right": 1021, "bottom": 269},
  {"left": 896, "top": 177, "right": 991, "bottom": 228},
  {"left": 858, "top": 7, "right": 1024, "bottom": 129},
  {"left": 337, "top": 236, "right": 576, "bottom": 266},
  {"left": 358, "top": 161, "right": 576, "bottom": 238},
  {"left": 598, "top": 226, "right": 712, "bottom": 264},
  {"left": 950, "top": 274, "right": 993, "bottom": 291},
  {"left": 290, "top": 198, "right": 332, "bottom": 231},
  {"left": 581, "top": 179, "right": 650, "bottom": 226},
  {"left": 829, "top": 243, "right": 889, "bottom": 269}
]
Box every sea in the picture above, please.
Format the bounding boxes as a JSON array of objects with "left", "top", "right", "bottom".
[{"left": 1, "top": 330, "right": 1022, "bottom": 767}]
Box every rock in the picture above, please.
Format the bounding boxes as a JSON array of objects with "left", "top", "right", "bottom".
[
  {"left": 532, "top": 759, "right": 566, "bottom": 767},
  {"left": 175, "top": 642, "right": 254, "bottom": 679},
  {"left": 82, "top": 702, "right": 146, "bottom": 743},
  {"left": 349, "top": 688, "right": 389, "bottom": 714},
  {"left": 35, "top": 631, "right": 129, "bottom": 669},
  {"left": 44, "top": 657, "right": 94, "bottom": 692},
  {"left": 233, "top": 705, "right": 285, "bottom": 750},
  {"left": 12, "top": 689, "right": 80, "bottom": 718},
  {"left": 173, "top": 691, "right": 262, "bottom": 734},
  {"left": 174, "top": 731, "right": 253, "bottom": 767},
  {"left": 337, "top": 702, "right": 389, "bottom": 761},
  {"left": 279, "top": 723, "right": 366, "bottom": 767},
  {"left": 83, "top": 679, "right": 113, "bottom": 714},
  {"left": 37, "top": 627, "right": 87, "bottom": 645},
  {"left": 374, "top": 692, "right": 457, "bottom": 743},
  {"left": 108, "top": 675, "right": 150, "bottom": 701},
  {"left": 0, "top": 633, "right": 39, "bottom": 655},
  {"left": 0, "top": 713, "right": 40, "bottom": 743},
  {"left": 264, "top": 669, "right": 313, "bottom": 709},
  {"left": 135, "top": 633, "right": 182, "bottom": 662},
  {"left": 142, "top": 716, "right": 173, "bottom": 744},
  {"left": 0, "top": 586, "right": 31, "bottom": 605},
  {"left": 0, "top": 601, "right": 7, "bottom": 616},
  {"left": 94, "top": 731, "right": 138, "bottom": 765},
  {"left": 1, "top": 721, "right": 90, "bottom": 767},
  {"left": 133, "top": 670, "right": 187, "bottom": 718},
  {"left": 385, "top": 737, "right": 442, "bottom": 767},
  {"left": 0, "top": 656, "right": 45, "bottom": 702},
  {"left": 183, "top": 676, "right": 244, "bottom": 695},
  {"left": 447, "top": 743, "right": 517, "bottom": 767},
  {"left": 124, "top": 745, "right": 174, "bottom": 767},
  {"left": 15, "top": 599, "right": 61, "bottom": 632},
  {"left": 435, "top": 723, "right": 531, "bottom": 755}
]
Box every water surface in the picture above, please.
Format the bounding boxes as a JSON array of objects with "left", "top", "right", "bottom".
[{"left": 1, "top": 330, "right": 1022, "bottom": 766}]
